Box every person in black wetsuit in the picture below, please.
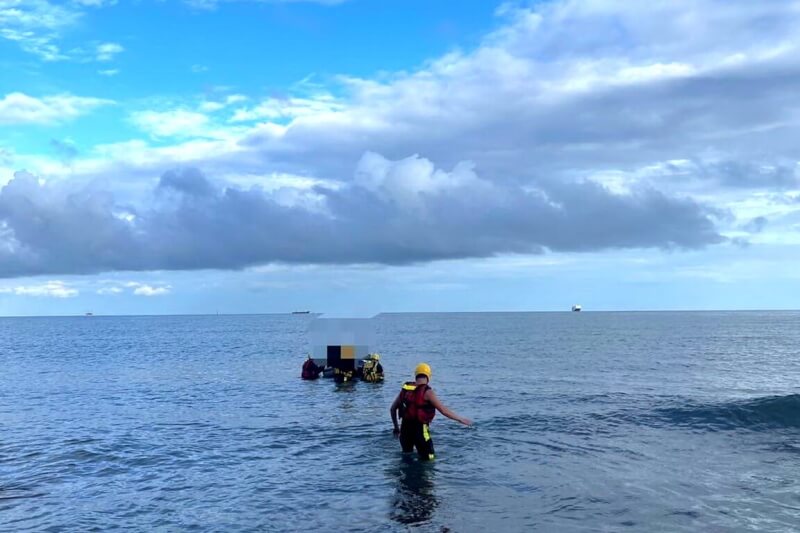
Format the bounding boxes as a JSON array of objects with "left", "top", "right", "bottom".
[{"left": 389, "top": 363, "right": 472, "bottom": 460}]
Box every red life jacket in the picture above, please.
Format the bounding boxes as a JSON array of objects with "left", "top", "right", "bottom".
[
  {"left": 301, "top": 359, "right": 321, "bottom": 380},
  {"left": 400, "top": 382, "right": 435, "bottom": 424}
]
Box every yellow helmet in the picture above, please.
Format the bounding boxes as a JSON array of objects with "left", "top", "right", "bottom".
[
  {"left": 414, "top": 363, "right": 432, "bottom": 380},
  {"left": 370, "top": 353, "right": 380, "bottom": 361}
]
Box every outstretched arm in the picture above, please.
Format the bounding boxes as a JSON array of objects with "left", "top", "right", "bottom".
[
  {"left": 426, "top": 390, "right": 472, "bottom": 426},
  {"left": 390, "top": 393, "right": 402, "bottom": 435}
]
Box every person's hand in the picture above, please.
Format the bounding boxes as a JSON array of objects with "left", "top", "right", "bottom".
[
  {"left": 460, "top": 417, "right": 473, "bottom": 427},
  {"left": 392, "top": 427, "right": 400, "bottom": 438}
]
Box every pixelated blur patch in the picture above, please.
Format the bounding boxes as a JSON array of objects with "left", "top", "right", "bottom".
[
  {"left": 308, "top": 318, "right": 376, "bottom": 367},
  {"left": 341, "top": 345, "right": 355, "bottom": 359}
]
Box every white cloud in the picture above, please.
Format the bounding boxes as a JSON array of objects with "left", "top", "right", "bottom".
[
  {"left": 4, "top": 0, "right": 800, "bottom": 279},
  {"left": 0, "top": 0, "right": 75, "bottom": 29},
  {"left": 95, "top": 281, "right": 171, "bottom": 295},
  {"left": 96, "top": 286, "right": 123, "bottom": 295},
  {"left": 0, "top": 27, "right": 65, "bottom": 61},
  {"left": 0, "top": 280, "right": 78, "bottom": 298},
  {"left": 0, "top": 1, "right": 78, "bottom": 60},
  {"left": 199, "top": 102, "right": 224, "bottom": 113},
  {"left": 231, "top": 94, "right": 343, "bottom": 122},
  {"left": 355, "top": 151, "right": 489, "bottom": 209},
  {"left": 191, "top": 64, "right": 209, "bottom": 73},
  {"left": 0, "top": 92, "right": 112, "bottom": 125},
  {"left": 98, "top": 69, "right": 119, "bottom": 77},
  {"left": 1, "top": 1, "right": 119, "bottom": 61},
  {"left": 96, "top": 42, "right": 123, "bottom": 61},
  {"left": 199, "top": 94, "right": 247, "bottom": 113},
  {"left": 130, "top": 109, "right": 211, "bottom": 138},
  {"left": 14, "top": 1, "right": 800, "bottom": 193},
  {"left": 132, "top": 284, "right": 171, "bottom": 296}
]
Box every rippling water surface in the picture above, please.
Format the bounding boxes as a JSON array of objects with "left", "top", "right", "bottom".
[{"left": 2, "top": 311, "right": 800, "bottom": 531}]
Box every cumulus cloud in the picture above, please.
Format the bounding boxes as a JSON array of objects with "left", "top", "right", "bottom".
[
  {"left": 217, "top": 0, "right": 800, "bottom": 196},
  {"left": 4, "top": 0, "right": 800, "bottom": 279},
  {"left": 0, "top": 92, "right": 112, "bottom": 125},
  {"left": 0, "top": 160, "right": 723, "bottom": 277},
  {"left": 0, "top": 280, "right": 78, "bottom": 297},
  {"left": 23, "top": 0, "right": 800, "bottom": 197}
]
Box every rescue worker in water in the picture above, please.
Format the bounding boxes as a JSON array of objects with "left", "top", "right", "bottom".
[
  {"left": 301, "top": 354, "right": 324, "bottom": 380},
  {"left": 389, "top": 363, "right": 472, "bottom": 460}
]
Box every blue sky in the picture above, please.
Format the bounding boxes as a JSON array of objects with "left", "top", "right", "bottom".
[{"left": 1, "top": 0, "right": 800, "bottom": 316}]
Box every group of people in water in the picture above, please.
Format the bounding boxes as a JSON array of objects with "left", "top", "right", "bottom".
[
  {"left": 300, "top": 353, "right": 385, "bottom": 382},
  {"left": 301, "top": 356, "right": 472, "bottom": 460}
]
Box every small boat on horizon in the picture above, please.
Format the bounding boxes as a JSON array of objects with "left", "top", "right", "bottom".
[
  {"left": 571, "top": 305, "right": 582, "bottom": 312},
  {"left": 292, "top": 311, "right": 311, "bottom": 314}
]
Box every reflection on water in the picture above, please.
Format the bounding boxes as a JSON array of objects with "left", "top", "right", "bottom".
[
  {"left": 333, "top": 381, "right": 357, "bottom": 393},
  {"left": 333, "top": 381, "right": 358, "bottom": 411},
  {"left": 388, "top": 456, "right": 439, "bottom": 526}
]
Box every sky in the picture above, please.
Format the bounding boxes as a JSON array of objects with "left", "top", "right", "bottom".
[{"left": 1, "top": 0, "right": 800, "bottom": 316}]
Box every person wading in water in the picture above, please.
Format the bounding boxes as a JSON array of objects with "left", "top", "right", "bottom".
[
  {"left": 301, "top": 355, "right": 324, "bottom": 380},
  {"left": 389, "top": 363, "right": 472, "bottom": 460}
]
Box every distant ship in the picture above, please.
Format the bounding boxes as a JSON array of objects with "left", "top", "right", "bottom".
[
  {"left": 571, "top": 305, "right": 582, "bottom": 312},
  {"left": 292, "top": 311, "right": 311, "bottom": 314},
  {"left": 85, "top": 312, "right": 94, "bottom": 316}
]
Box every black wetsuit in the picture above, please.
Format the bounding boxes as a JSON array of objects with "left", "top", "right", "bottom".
[
  {"left": 399, "top": 383, "right": 436, "bottom": 460},
  {"left": 400, "top": 419, "right": 435, "bottom": 460}
]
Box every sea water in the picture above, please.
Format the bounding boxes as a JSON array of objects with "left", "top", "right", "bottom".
[{"left": 2, "top": 311, "right": 800, "bottom": 531}]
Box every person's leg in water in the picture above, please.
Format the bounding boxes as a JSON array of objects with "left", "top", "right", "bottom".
[
  {"left": 399, "top": 420, "right": 416, "bottom": 453},
  {"left": 400, "top": 420, "right": 435, "bottom": 460},
  {"left": 414, "top": 423, "right": 435, "bottom": 461}
]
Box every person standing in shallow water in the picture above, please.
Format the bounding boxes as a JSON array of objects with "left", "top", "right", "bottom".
[{"left": 390, "top": 363, "right": 472, "bottom": 460}]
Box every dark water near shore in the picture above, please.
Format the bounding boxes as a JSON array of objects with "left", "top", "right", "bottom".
[{"left": 2, "top": 311, "right": 800, "bottom": 531}]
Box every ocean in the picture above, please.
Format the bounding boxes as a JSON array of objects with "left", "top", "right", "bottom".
[{"left": 2, "top": 311, "right": 800, "bottom": 531}]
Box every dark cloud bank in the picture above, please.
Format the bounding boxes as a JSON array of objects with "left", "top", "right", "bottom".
[{"left": 0, "top": 164, "right": 724, "bottom": 278}]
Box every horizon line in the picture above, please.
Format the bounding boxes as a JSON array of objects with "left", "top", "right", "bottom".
[{"left": 1, "top": 308, "right": 799, "bottom": 319}]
